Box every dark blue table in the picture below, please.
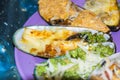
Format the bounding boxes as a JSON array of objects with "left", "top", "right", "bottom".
[{"left": 0, "top": 0, "right": 38, "bottom": 79}]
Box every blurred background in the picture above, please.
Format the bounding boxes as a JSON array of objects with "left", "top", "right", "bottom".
[{"left": 0, "top": 0, "right": 38, "bottom": 79}]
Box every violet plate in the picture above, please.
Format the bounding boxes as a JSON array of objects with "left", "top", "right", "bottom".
[{"left": 15, "top": 0, "right": 120, "bottom": 80}]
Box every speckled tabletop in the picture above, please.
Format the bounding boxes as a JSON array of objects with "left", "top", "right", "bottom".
[{"left": 0, "top": 0, "right": 38, "bottom": 79}]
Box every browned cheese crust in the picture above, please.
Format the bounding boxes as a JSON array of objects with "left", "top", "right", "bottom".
[
  {"left": 38, "top": 0, "right": 110, "bottom": 32},
  {"left": 38, "top": 0, "right": 79, "bottom": 22},
  {"left": 21, "top": 28, "right": 80, "bottom": 58},
  {"left": 71, "top": 10, "right": 109, "bottom": 32}
]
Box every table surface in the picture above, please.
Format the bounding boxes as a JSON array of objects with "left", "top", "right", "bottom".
[
  {"left": 0, "top": 0, "right": 38, "bottom": 79},
  {"left": 0, "top": 0, "right": 120, "bottom": 80}
]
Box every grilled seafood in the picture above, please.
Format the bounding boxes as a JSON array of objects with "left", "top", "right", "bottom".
[
  {"left": 34, "top": 43, "right": 115, "bottom": 80},
  {"left": 38, "top": 0, "right": 109, "bottom": 32},
  {"left": 90, "top": 53, "right": 120, "bottom": 80},
  {"left": 84, "top": 0, "right": 120, "bottom": 28},
  {"left": 13, "top": 26, "right": 115, "bottom": 58}
]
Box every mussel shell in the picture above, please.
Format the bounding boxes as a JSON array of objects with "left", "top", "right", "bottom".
[
  {"left": 108, "top": 26, "right": 120, "bottom": 32},
  {"left": 13, "top": 26, "right": 113, "bottom": 58}
]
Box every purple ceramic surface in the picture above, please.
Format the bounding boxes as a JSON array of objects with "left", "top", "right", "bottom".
[{"left": 15, "top": 0, "right": 120, "bottom": 80}]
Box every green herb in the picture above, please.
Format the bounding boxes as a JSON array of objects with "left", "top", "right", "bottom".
[
  {"left": 80, "top": 32, "right": 107, "bottom": 43},
  {"left": 62, "top": 64, "right": 83, "bottom": 80},
  {"left": 35, "top": 64, "right": 47, "bottom": 76},
  {"left": 69, "top": 48, "right": 86, "bottom": 60},
  {"left": 92, "top": 44, "right": 114, "bottom": 57}
]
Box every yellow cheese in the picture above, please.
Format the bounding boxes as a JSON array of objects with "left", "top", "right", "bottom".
[
  {"left": 84, "top": 0, "right": 120, "bottom": 26},
  {"left": 21, "top": 28, "right": 77, "bottom": 57}
]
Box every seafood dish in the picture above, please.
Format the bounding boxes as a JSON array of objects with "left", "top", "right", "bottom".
[
  {"left": 13, "top": 26, "right": 115, "bottom": 79},
  {"left": 13, "top": 0, "right": 120, "bottom": 79},
  {"left": 38, "top": 0, "right": 109, "bottom": 32},
  {"left": 90, "top": 52, "right": 120, "bottom": 80},
  {"left": 84, "top": 0, "right": 120, "bottom": 28},
  {"left": 13, "top": 26, "right": 115, "bottom": 58},
  {"left": 34, "top": 54, "right": 101, "bottom": 80},
  {"left": 34, "top": 42, "right": 115, "bottom": 80}
]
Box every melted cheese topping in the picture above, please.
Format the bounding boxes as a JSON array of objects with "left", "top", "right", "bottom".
[
  {"left": 21, "top": 28, "right": 79, "bottom": 57},
  {"left": 19, "top": 27, "right": 112, "bottom": 58},
  {"left": 38, "top": 0, "right": 78, "bottom": 21},
  {"left": 84, "top": 0, "right": 120, "bottom": 26},
  {"left": 38, "top": 0, "right": 110, "bottom": 32}
]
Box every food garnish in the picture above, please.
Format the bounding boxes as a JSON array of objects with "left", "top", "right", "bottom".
[{"left": 13, "top": 26, "right": 115, "bottom": 58}]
